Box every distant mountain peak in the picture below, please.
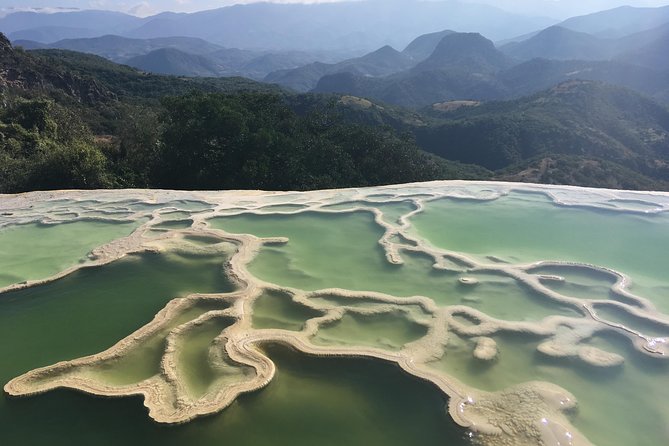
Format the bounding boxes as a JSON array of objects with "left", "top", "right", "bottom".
[
  {"left": 362, "top": 44, "right": 406, "bottom": 63},
  {"left": 373, "top": 45, "right": 399, "bottom": 54},
  {"left": 500, "top": 25, "right": 610, "bottom": 61},
  {"left": 413, "top": 32, "right": 509, "bottom": 73},
  {"left": 431, "top": 33, "right": 499, "bottom": 59},
  {"left": 402, "top": 29, "right": 455, "bottom": 61}
]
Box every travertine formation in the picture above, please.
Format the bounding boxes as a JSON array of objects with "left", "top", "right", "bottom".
[{"left": 2, "top": 181, "right": 669, "bottom": 446}]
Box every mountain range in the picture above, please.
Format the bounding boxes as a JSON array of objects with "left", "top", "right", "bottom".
[
  {"left": 310, "top": 29, "right": 669, "bottom": 108},
  {"left": 0, "top": 1, "right": 554, "bottom": 52},
  {"left": 500, "top": 23, "right": 669, "bottom": 68},
  {"left": 5, "top": 3, "right": 668, "bottom": 105},
  {"left": 12, "top": 35, "right": 347, "bottom": 80}
]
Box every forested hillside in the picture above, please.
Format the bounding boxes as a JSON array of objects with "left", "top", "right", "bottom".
[
  {"left": 2, "top": 28, "right": 669, "bottom": 193},
  {"left": 0, "top": 34, "right": 483, "bottom": 193}
]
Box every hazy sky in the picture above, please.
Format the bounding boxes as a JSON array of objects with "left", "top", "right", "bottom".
[{"left": 1, "top": 0, "right": 668, "bottom": 19}]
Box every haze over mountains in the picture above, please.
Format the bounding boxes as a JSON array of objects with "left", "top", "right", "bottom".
[
  {"left": 293, "top": 5, "right": 669, "bottom": 107},
  {"left": 15, "top": 35, "right": 345, "bottom": 80},
  {"left": 5, "top": 2, "right": 667, "bottom": 104},
  {"left": 0, "top": 1, "right": 555, "bottom": 51},
  {"left": 311, "top": 28, "right": 669, "bottom": 107}
]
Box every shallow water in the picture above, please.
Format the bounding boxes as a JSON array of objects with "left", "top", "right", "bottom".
[
  {"left": 0, "top": 220, "right": 141, "bottom": 288},
  {"left": 313, "top": 312, "right": 428, "bottom": 350},
  {"left": 153, "top": 219, "right": 194, "bottom": 230},
  {"left": 176, "top": 316, "right": 240, "bottom": 399},
  {"left": 428, "top": 331, "right": 669, "bottom": 446},
  {"left": 252, "top": 290, "right": 322, "bottom": 331},
  {"left": 210, "top": 195, "right": 669, "bottom": 445},
  {"left": 87, "top": 300, "right": 231, "bottom": 386},
  {"left": 321, "top": 200, "right": 416, "bottom": 225},
  {"left": 530, "top": 265, "right": 618, "bottom": 302},
  {"left": 411, "top": 195, "right": 669, "bottom": 292},
  {"left": 212, "top": 212, "right": 579, "bottom": 320}
]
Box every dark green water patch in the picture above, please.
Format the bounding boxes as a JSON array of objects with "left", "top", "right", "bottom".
[
  {"left": 0, "top": 341, "right": 470, "bottom": 446},
  {"left": 0, "top": 251, "right": 234, "bottom": 380},
  {"left": 183, "top": 235, "right": 226, "bottom": 246},
  {"left": 153, "top": 219, "right": 194, "bottom": 230}
]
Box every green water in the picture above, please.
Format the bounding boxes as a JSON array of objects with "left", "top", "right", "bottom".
[
  {"left": 159, "top": 211, "right": 193, "bottom": 220},
  {"left": 3, "top": 188, "right": 668, "bottom": 446},
  {"left": 313, "top": 312, "right": 428, "bottom": 351},
  {"left": 259, "top": 204, "right": 307, "bottom": 212},
  {"left": 211, "top": 212, "right": 578, "bottom": 320},
  {"left": 88, "top": 300, "right": 231, "bottom": 386},
  {"left": 153, "top": 219, "right": 194, "bottom": 230},
  {"left": 321, "top": 200, "right": 416, "bottom": 225},
  {"left": 182, "top": 235, "right": 226, "bottom": 246},
  {"left": 0, "top": 278, "right": 467, "bottom": 446},
  {"left": 252, "top": 290, "right": 322, "bottom": 331},
  {"left": 0, "top": 252, "right": 233, "bottom": 379},
  {"left": 410, "top": 196, "right": 669, "bottom": 296},
  {"left": 176, "top": 316, "right": 241, "bottom": 399},
  {"left": 428, "top": 332, "right": 669, "bottom": 446},
  {"left": 0, "top": 220, "right": 141, "bottom": 288},
  {"left": 593, "top": 305, "right": 669, "bottom": 338},
  {"left": 632, "top": 282, "right": 669, "bottom": 312},
  {"left": 211, "top": 201, "right": 669, "bottom": 446},
  {"left": 309, "top": 294, "right": 417, "bottom": 309},
  {"left": 530, "top": 265, "right": 618, "bottom": 302}
]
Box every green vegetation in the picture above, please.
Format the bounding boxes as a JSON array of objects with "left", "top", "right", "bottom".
[
  {"left": 0, "top": 92, "right": 484, "bottom": 193},
  {"left": 154, "top": 93, "right": 481, "bottom": 190},
  {"left": 2, "top": 33, "right": 669, "bottom": 193},
  {"left": 416, "top": 81, "right": 669, "bottom": 188},
  {"left": 0, "top": 98, "right": 112, "bottom": 191},
  {"left": 0, "top": 36, "right": 482, "bottom": 193}
]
